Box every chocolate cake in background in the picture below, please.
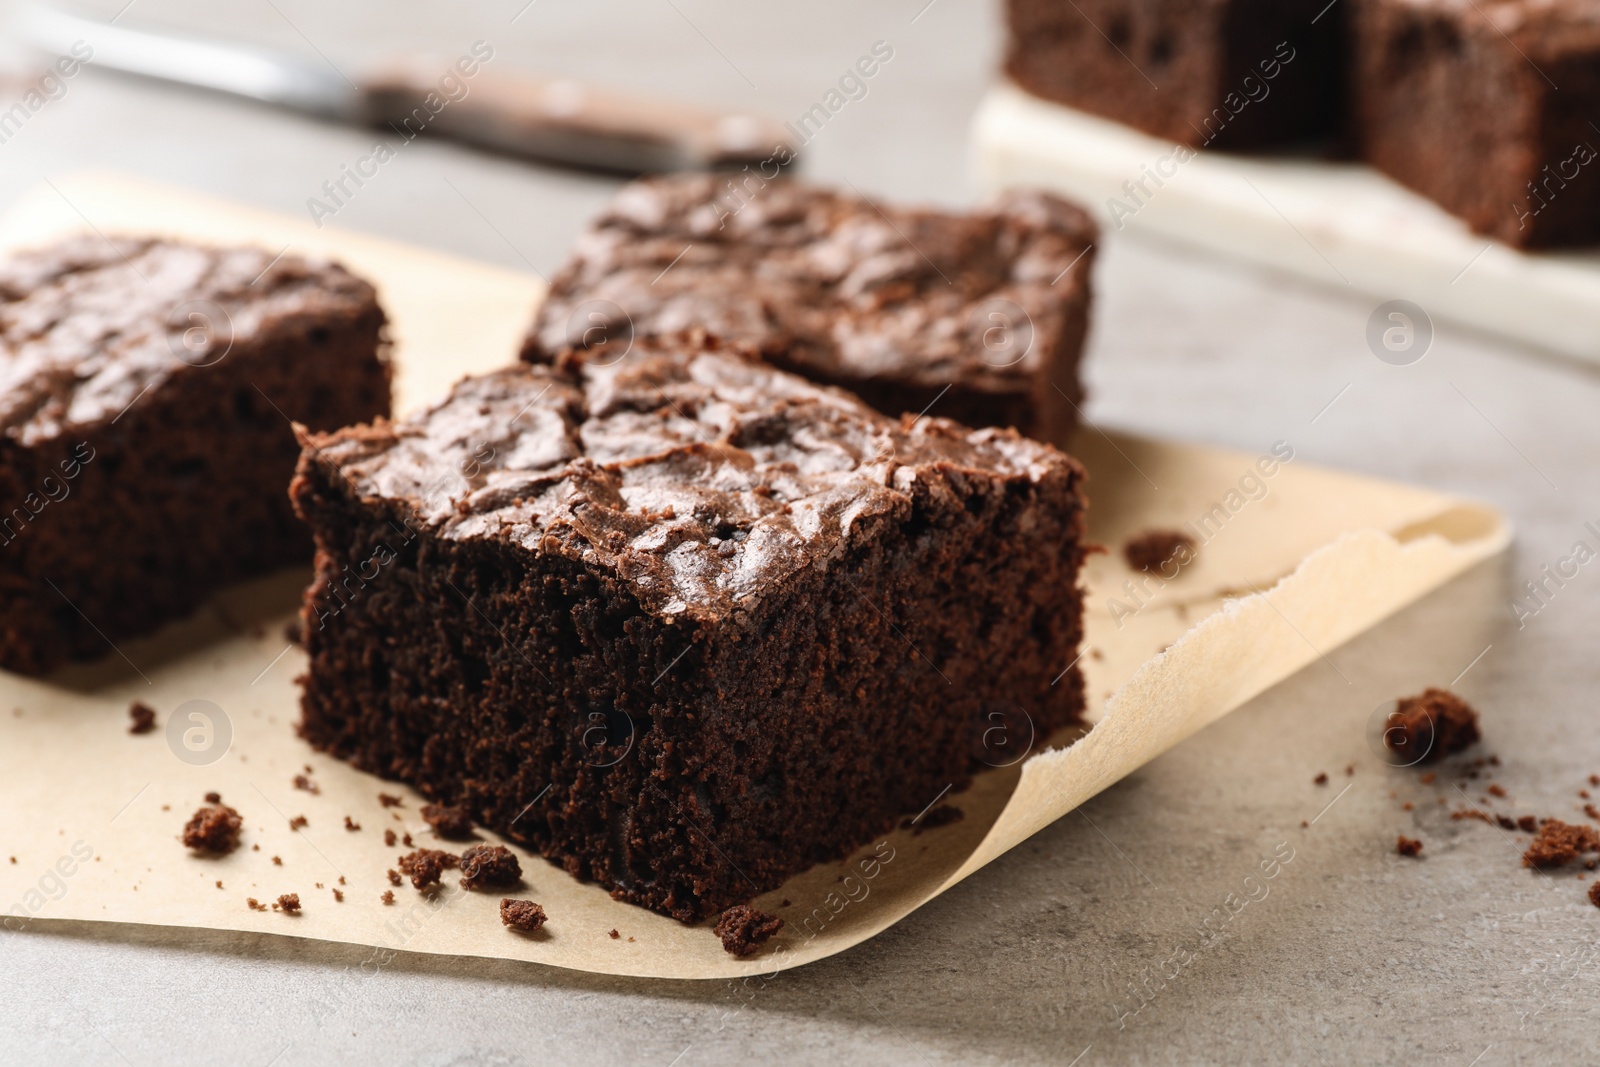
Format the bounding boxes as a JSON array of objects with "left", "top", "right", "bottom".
[
  {"left": 0, "top": 235, "right": 391, "bottom": 675},
  {"left": 1351, "top": 0, "right": 1600, "bottom": 248},
  {"left": 1003, "top": 0, "right": 1345, "bottom": 150},
  {"left": 520, "top": 174, "right": 1096, "bottom": 448},
  {"left": 292, "top": 334, "right": 1088, "bottom": 921}
]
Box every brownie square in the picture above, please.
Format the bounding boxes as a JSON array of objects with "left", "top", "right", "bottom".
[
  {"left": 293, "top": 335, "right": 1087, "bottom": 920},
  {"left": 0, "top": 236, "right": 390, "bottom": 675},
  {"left": 1004, "top": 0, "right": 1344, "bottom": 150},
  {"left": 519, "top": 175, "right": 1096, "bottom": 448},
  {"left": 1352, "top": 0, "right": 1600, "bottom": 248}
]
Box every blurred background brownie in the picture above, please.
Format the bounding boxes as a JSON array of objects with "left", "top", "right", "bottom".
[
  {"left": 1003, "top": 0, "right": 1345, "bottom": 150},
  {"left": 520, "top": 175, "right": 1096, "bottom": 447},
  {"left": 0, "top": 235, "right": 390, "bottom": 675},
  {"left": 293, "top": 334, "right": 1087, "bottom": 921},
  {"left": 1352, "top": 0, "right": 1600, "bottom": 248}
]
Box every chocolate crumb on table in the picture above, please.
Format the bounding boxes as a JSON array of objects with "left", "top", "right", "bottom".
[
  {"left": 1314, "top": 772, "right": 1329, "bottom": 786},
  {"left": 384, "top": 829, "right": 397, "bottom": 847},
  {"left": 1496, "top": 815, "right": 1518, "bottom": 831},
  {"left": 343, "top": 816, "right": 361, "bottom": 831},
  {"left": 1488, "top": 784, "right": 1507, "bottom": 798},
  {"left": 274, "top": 893, "right": 301, "bottom": 914},
  {"left": 1518, "top": 816, "right": 1539, "bottom": 833},
  {"left": 1396, "top": 836, "right": 1424, "bottom": 858},
  {"left": 292, "top": 774, "right": 320, "bottom": 795},
  {"left": 247, "top": 898, "right": 267, "bottom": 912},
  {"left": 289, "top": 815, "right": 308, "bottom": 831},
  {"left": 127, "top": 701, "right": 157, "bottom": 735},
  {"left": 608, "top": 928, "right": 620, "bottom": 940},
  {"left": 421, "top": 803, "right": 475, "bottom": 840},
  {"left": 458, "top": 844, "right": 522, "bottom": 890},
  {"left": 332, "top": 888, "right": 344, "bottom": 902},
  {"left": 397, "top": 848, "right": 458, "bottom": 889},
  {"left": 204, "top": 791, "right": 221, "bottom": 804},
  {"left": 182, "top": 803, "right": 243, "bottom": 855},
  {"left": 1385, "top": 688, "right": 1481, "bottom": 764},
  {"left": 1122, "top": 529, "right": 1196, "bottom": 575},
  {"left": 271, "top": 856, "right": 282, "bottom": 866},
  {"left": 714, "top": 905, "right": 784, "bottom": 957},
  {"left": 501, "top": 899, "right": 547, "bottom": 932},
  {"left": 1522, "top": 820, "right": 1600, "bottom": 869},
  {"left": 381, "top": 890, "right": 395, "bottom": 905},
  {"left": 386, "top": 868, "right": 402, "bottom": 886}
]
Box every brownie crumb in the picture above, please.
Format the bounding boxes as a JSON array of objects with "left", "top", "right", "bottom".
[
  {"left": 902, "top": 805, "right": 964, "bottom": 834},
  {"left": 127, "top": 701, "right": 157, "bottom": 735},
  {"left": 1522, "top": 819, "right": 1600, "bottom": 869},
  {"left": 204, "top": 791, "right": 221, "bottom": 804},
  {"left": 381, "top": 890, "right": 395, "bottom": 905},
  {"left": 1591, "top": 775, "right": 1600, "bottom": 787},
  {"left": 1488, "top": 784, "right": 1507, "bottom": 798},
  {"left": 459, "top": 844, "right": 522, "bottom": 890},
  {"left": 501, "top": 898, "right": 547, "bottom": 932},
  {"left": 402, "top": 832, "right": 414, "bottom": 847},
  {"left": 1123, "top": 529, "right": 1195, "bottom": 574},
  {"left": 182, "top": 803, "right": 243, "bottom": 854},
  {"left": 1421, "top": 772, "right": 1436, "bottom": 785},
  {"left": 1496, "top": 815, "right": 1518, "bottom": 831},
  {"left": 398, "top": 848, "right": 458, "bottom": 889},
  {"left": 1385, "top": 688, "right": 1481, "bottom": 764},
  {"left": 608, "top": 928, "right": 620, "bottom": 940},
  {"left": 1396, "top": 836, "right": 1424, "bottom": 857},
  {"left": 247, "top": 898, "right": 267, "bottom": 912},
  {"left": 274, "top": 893, "right": 301, "bottom": 914},
  {"left": 1585, "top": 804, "right": 1600, "bottom": 822},
  {"left": 384, "top": 829, "right": 397, "bottom": 847},
  {"left": 332, "top": 888, "right": 344, "bottom": 902},
  {"left": 271, "top": 855, "right": 282, "bottom": 866},
  {"left": 386, "top": 868, "right": 403, "bottom": 886},
  {"left": 1451, "top": 809, "right": 1493, "bottom": 824},
  {"left": 1344, "top": 764, "right": 1354, "bottom": 777},
  {"left": 1518, "top": 815, "right": 1539, "bottom": 833},
  {"left": 378, "top": 793, "right": 404, "bottom": 808},
  {"left": 714, "top": 905, "right": 784, "bottom": 957},
  {"left": 422, "top": 802, "right": 475, "bottom": 840},
  {"left": 1589, "top": 882, "right": 1600, "bottom": 908},
  {"left": 292, "top": 774, "right": 320, "bottom": 795},
  {"left": 344, "top": 816, "right": 361, "bottom": 832},
  {"left": 1313, "top": 772, "right": 1329, "bottom": 786},
  {"left": 289, "top": 815, "right": 308, "bottom": 831}
]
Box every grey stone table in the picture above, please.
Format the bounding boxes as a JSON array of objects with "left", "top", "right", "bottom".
[{"left": 2, "top": 1, "right": 1596, "bottom": 1063}]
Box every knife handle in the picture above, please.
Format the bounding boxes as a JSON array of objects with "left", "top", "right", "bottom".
[{"left": 359, "top": 58, "right": 797, "bottom": 174}]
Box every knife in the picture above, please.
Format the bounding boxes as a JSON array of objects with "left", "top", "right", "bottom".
[{"left": 20, "top": 3, "right": 798, "bottom": 173}]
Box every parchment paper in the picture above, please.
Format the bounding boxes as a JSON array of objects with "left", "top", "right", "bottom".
[{"left": 0, "top": 174, "right": 1510, "bottom": 978}]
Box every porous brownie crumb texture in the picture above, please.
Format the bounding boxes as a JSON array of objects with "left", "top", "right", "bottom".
[
  {"left": 715, "top": 904, "right": 784, "bottom": 957},
  {"left": 0, "top": 236, "right": 390, "bottom": 675},
  {"left": 1385, "top": 688, "right": 1481, "bottom": 765},
  {"left": 459, "top": 844, "right": 522, "bottom": 890},
  {"left": 293, "top": 338, "right": 1088, "bottom": 920},
  {"left": 182, "top": 803, "right": 242, "bottom": 854},
  {"left": 500, "top": 898, "right": 547, "bottom": 931}
]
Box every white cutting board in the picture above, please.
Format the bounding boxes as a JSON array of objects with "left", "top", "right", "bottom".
[{"left": 973, "top": 82, "right": 1600, "bottom": 365}]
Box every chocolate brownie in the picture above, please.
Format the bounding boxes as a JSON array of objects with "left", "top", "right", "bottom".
[
  {"left": 1004, "top": 0, "right": 1345, "bottom": 150},
  {"left": 0, "top": 235, "right": 390, "bottom": 675},
  {"left": 519, "top": 175, "right": 1095, "bottom": 447},
  {"left": 292, "top": 335, "right": 1087, "bottom": 921},
  {"left": 1352, "top": 0, "right": 1600, "bottom": 247}
]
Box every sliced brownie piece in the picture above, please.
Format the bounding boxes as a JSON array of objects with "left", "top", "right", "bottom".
[
  {"left": 1352, "top": 0, "right": 1600, "bottom": 248},
  {"left": 292, "top": 334, "right": 1087, "bottom": 921},
  {"left": 1004, "top": 0, "right": 1344, "bottom": 150},
  {"left": 0, "top": 235, "right": 390, "bottom": 675},
  {"left": 519, "top": 175, "right": 1095, "bottom": 448}
]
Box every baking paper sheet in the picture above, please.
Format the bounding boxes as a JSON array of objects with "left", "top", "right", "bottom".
[
  {"left": 0, "top": 174, "right": 1510, "bottom": 978},
  {"left": 972, "top": 82, "right": 1600, "bottom": 366}
]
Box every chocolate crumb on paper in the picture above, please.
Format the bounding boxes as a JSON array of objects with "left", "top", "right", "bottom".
[
  {"left": 378, "top": 793, "right": 404, "bottom": 808},
  {"left": 292, "top": 774, "right": 319, "bottom": 795},
  {"left": 608, "top": 928, "right": 620, "bottom": 940},
  {"left": 1396, "top": 836, "right": 1424, "bottom": 858},
  {"left": 714, "top": 905, "right": 784, "bottom": 957},
  {"left": 1313, "top": 772, "right": 1328, "bottom": 786},
  {"left": 343, "top": 816, "right": 361, "bottom": 832},
  {"left": 127, "top": 701, "right": 157, "bottom": 735},
  {"left": 182, "top": 803, "right": 242, "bottom": 855},
  {"left": 381, "top": 890, "right": 395, "bottom": 905},
  {"left": 397, "top": 848, "right": 458, "bottom": 889},
  {"left": 274, "top": 893, "right": 301, "bottom": 914},
  {"left": 1123, "top": 529, "right": 1196, "bottom": 575},
  {"left": 1522, "top": 820, "right": 1600, "bottom": 869},
  {"left": 288, "top": 815, "right": 308, "bottom": 831},
  {"left": 501, "top": 899, "right": 546, "bottom": 932},
  {"left": 459, "top": 844, "right": 522, "bottom": 890}
]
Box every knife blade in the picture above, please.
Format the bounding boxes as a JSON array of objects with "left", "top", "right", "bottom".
[{"left": 20, "top": 3, "right": 798, "bottom": 173}]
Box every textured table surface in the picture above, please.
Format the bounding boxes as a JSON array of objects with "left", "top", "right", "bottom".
[{"left": 2, "top": 2, "right": 1596, "bottom": 1064}]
